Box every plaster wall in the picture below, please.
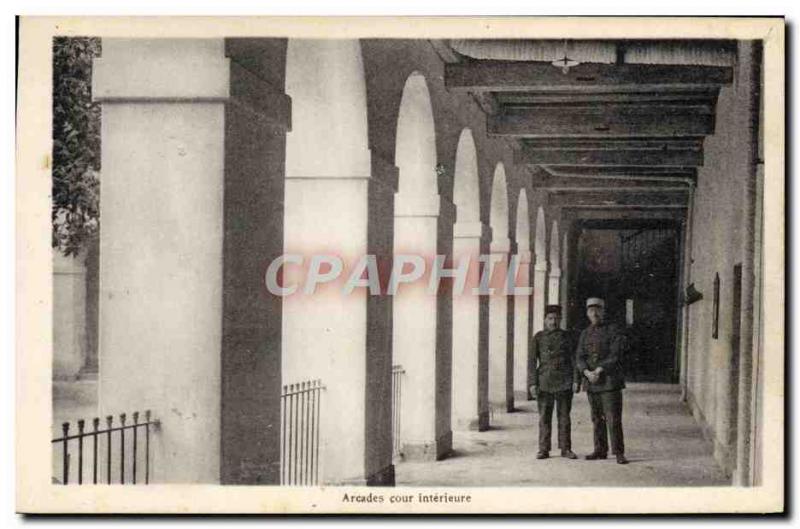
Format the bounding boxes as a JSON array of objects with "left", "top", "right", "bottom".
[{"left": 685, "top": 42, "right": 758, "bottom": 477}]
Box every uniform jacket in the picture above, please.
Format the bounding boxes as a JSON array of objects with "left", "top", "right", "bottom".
[
  {"left": 528, "top": 328, "right": 580, "bottom": 393},
  {"left": 576, "top": 322, "right": 627, "bottom": 393}
]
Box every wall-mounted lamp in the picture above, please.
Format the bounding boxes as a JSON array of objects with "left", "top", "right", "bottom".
[{"left": 684, "top": 283, "right": 703, "bottom": 305}]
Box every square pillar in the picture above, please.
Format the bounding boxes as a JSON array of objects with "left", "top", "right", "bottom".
[
  {"left": 53, "top": 251, "right": 88, "bottom": 380},
  {"left": 548, "top": 267, "right": 562, "bottom": 305},
  {"left": 282, "top": 39, "right": 394, "bottom": 486},
  {"left": 93, "top": 39, "right": 229, "bottom": 482},
  {"left": 532, "top": 259, "right": 549, "bottom": 335},
  {"left": 559, "top": 226, "right": 570, "bottom": 330},
  {"left": 452, "top": 222, "right": 491, "bottom": 431},
  {"left": 512, "top": 248, "right": 532, "bottom": 402},
  {"left": 489, "top": 238, "right": 515, "bottom": 412},
  {"left": 393, "top": 194, "right": 454, "bottom": 460},
  {"left": 219, "top": 39, "right": 290, "bottom": 484},
  {"left": 282, "top": 157, "right": 396, "bottom": 485}
]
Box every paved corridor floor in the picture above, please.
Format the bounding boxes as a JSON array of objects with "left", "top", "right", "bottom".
[{"left": 395, "top": 384, "right": 729, "bottom": 487}]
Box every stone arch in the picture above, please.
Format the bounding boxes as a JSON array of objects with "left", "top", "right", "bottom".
[
  {"left": 395, "top": 72, "right": 438, "bottom": 200},
  {"left": 534, "top": 206, "right": 547, "bottom": 264},
  {"left": 451, "top": 127, "right": 489, "bottom": 431},
  {"left": 285, "top": 39, "right": 370, "bottom": 178},
  {"left": 548, "top": 220, "right": 562, "bottom": 305},
  {"left": 490, "top": 163, "right": 509, "bottom": 240},
  {"left": 532, "top": 206, "right": 549, "bottom": 335},
  {"left": 512, "top": 189, "right": 532, "bottom": 403},
  {"left": 284, "top": 39, "right": 395, "bottom": 485},
  {"left": 392, "top": 71, "right": 454, "bottom": 460},
  {"left": 516, "top": 189, "right": 530, "bottom": 252},
  {"left": 453, "top": 128, "right": 480, "bottom": 223},
  {"left": 488, "top": 162, "right": 512, "bottom": 412},
  {"left": 549, "top": 220, "right": 560, "bottom": 267}
]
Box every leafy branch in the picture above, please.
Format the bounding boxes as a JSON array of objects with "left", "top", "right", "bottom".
[{"left": 52, "top": 37, "right": 101, "bottom": 257}]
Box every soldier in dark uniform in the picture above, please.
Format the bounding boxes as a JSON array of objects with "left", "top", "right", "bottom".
[
  {"left": 576, "top": 297, "right": 629, "bottom": 464},
  {"left": 528, "top": 304, "right": 580, "bottom": 460}
]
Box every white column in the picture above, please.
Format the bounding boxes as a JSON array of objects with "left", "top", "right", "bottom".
[
  {"left": 53, "top": 251, "right": 88, "bottom": 380},
  {"left": 559, "top": 230, "right": 570, "bottom": 329},
  {"left": 488, "top": 238, "right": 512, "bottom": 411},
  {"left": 532, "top": 259, "right": 549, "bottom": 335},
  {"left": 394, "top": 193, "right": 454, "bottom": 460},
  {"left": 548, "top": 267, "right": 561, "bottom": 306},
  {"left": 452, "top": 222, "right": 491, "bottom": 430},
  {"left": 283, "top": 39, "right": 394, "bottom": 485},
  {"left": 93, "top": 39, "right": 228, "bottom": 483},
  {"left": 512, "top": 246, "right": 532, "bottom": 402}
]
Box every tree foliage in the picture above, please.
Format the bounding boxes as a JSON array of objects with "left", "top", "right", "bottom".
[{"left": 52, "top": 37, "right": 101, "bottom": 256}]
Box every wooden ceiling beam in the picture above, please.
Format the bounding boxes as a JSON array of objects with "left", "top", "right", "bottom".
[
  {"left": 541, "top": 165, "right": 697, "bottom": 183},
  {"left": 562, "top": 204, "right": 688, "bottom": 210},
  {"left": 495, "top": 89, "right": 719, "bottom": 106},
  {"left": 575, "top": 218, "right": 682, "bottom": 230},
  {"left": 490, "top": 104, "right": 714, "bottom": 137},
  {"left": 445, "top": 61, "right": 733, "bottom": 93},
  {"left": 534, "top": 175, "right": 693, "bottom": 189},
  {"left": 548, "top": 185, "right": 690, "bottom": 193},
  {"left": 561, "top": 208, "right": 687, "bottom": 223},
  {"left": 516, "top": 138, "right": 704, "bottom": 166},
  {"left": 548, "top": 190, "right": 689, "bottom": 207},
  {"left": 523, "top": 137, "right": 704, "bottom": 150}
]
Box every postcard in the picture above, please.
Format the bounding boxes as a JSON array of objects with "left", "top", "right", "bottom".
[{"left": 16, "top": 16, "right": 784, "bottom": 514}]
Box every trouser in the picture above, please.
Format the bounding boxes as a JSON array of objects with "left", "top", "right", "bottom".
[
  {"left": 587, "top": 389, "right": 624, "bottom": 455},
  {"left": 537, "top": 390, "right": 573, "bottom": 452}
]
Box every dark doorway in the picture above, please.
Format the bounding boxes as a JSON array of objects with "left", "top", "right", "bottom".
[{"left": 568, "top": 220, "right": 680, "bottom": 383}]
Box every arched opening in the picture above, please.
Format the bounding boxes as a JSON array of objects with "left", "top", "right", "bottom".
[
  {"left": 490, "top": 164, "right": 509, "bottom": 241},
  {"left": 532, "top": 206, "right": 548, "bottom": 336},
  {"left": 488, "top": 163, "right": 513, "bottom": 412},
  {"left": 283, "top": 39, "right": 394, "bottom": 485},
  {"left": 285, "top": 40, "right": 370, "bottom": 179},
  {"left": 534, "top": 207, "right": 547, "bottom": 263},
  {"left": 395, "top": 73, "right": 438, "bottom": 199},
  {"left": 560, "top": 228, "right": 570, "bottom": 329},
  {"left": 392, "top": 72, "right": 453, "bottom": 460},
  {"left": 453, "top": 129, "right": 480, "bottom": 224},
  {"left": 548, "top": 220, "right": 561, "bottom": 305},
  {"left": 516, "top": 191, "right": 531, "bottom": 253},
  {"left": 451, "top": 129, "right": 489, "bottom": 430},
  {"left": 512, "top": 189, "right": 532, "bottom": 403}
]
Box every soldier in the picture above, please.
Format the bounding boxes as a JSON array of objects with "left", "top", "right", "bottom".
[
  {"left": 528, "top": 304, "right": 580, "bottom": 460},
  {"left": 576, "top": 297, "right": 629, "bottom": 465}
]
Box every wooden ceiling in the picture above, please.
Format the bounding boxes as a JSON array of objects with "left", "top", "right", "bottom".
[{"left": 438, "top": 40, "right": 736, "bottom": 214}]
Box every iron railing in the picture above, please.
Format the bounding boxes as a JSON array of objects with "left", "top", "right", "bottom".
[
  {"left": 391, "top": 365, "right": 405, "bottom": 458},
  {"left": 52, "top": 410, "right": 160, "bottom": 485},
  {"left": 280, "top": 380, "right": 324, "bottom": 485}
]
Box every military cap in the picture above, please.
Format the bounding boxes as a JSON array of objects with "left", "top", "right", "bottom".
[
  {"left": 586, "top": 297, "right": 605, "bottom": 309},
  {"left": 544, "top": 304, "right": 562, "bottom": 316}
]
